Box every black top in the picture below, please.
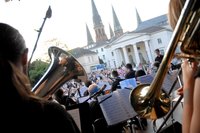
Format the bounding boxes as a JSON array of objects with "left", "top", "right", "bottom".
[
  {"left": 1, "top": 99, "right": 80, "bottom": 133},
  {"left": 110, "top": 77, "right": 123, "bottom": 91},
  {"left": 125, "top": 70, "right": 136, "bottom": 79},
  {"left": 155, "top": 55, "right": 164, "bottom": 63},
  {"left": 89, "top": 100, "right": 104, "bottom": 122}
]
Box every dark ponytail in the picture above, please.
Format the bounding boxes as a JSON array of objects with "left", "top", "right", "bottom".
[{"left": 0, "top": 23, "right": 40, "bottom": 101}]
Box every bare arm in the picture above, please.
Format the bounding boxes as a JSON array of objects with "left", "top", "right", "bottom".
[
  {"left": 190, "top": 78, "right": 200, "bottom": 133},
  {"left": 182, "top": 60, "right": 198, "bottom": 133}
]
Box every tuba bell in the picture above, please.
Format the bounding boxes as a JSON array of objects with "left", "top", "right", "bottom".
[
  {"left": 129, "top": 0, "right": 200, "bottom": 120},
  {"left": 31, "top": 46, "right": 88, "bottom": 99}
]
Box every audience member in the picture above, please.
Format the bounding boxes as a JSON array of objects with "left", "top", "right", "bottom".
[{"left": 0, "top": 23, "right": 80, "bottom": 132}]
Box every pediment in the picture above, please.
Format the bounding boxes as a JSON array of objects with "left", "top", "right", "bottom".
[{"left": 112, "top": 32, "right": 146, "bottom": 44}]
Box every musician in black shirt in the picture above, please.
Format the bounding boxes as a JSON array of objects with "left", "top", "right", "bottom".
[
  {"left": 110, "top": 70, "right": 123, "bottom": 92},
  {"left": 154, "top": 49, "right": 164, "bottom": 64},
  {"left": 125, "top": 63, "right": 136, "bottom": 79}
]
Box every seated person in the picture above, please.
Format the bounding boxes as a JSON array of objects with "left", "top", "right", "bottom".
[
  {"left": 134, "top": 69, "right": 148, "bottom": 129},
  {"left": 52, "top": 89, "right": 66, "bottom": 105},
  {"left": 125, "top": 63, "right": 136, "bottom": 79},
  {"left": 0, "top": 23, "right": 80, "bottom": 132},
  {"left": 88, "top": 84, "right": 104, "bottom": 122},
  {"left": 135, "top": 69, "right": 146, "bottom": 78},
  {"left": 135, "top": 69, "right": 146, "bottom": 84},
  {"left": 151, "top": 61, "right": 160, "bottom": 74},
  {"left": 83, "top": 80, "right": 92, "bottom": 96},
  {"left": 110, "top": 70, "right": 124, "bottom": 92},
  {"left": 88, "top": 84, "right": 124, "bottom": 133}
]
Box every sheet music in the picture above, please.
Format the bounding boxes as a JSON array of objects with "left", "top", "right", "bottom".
[
  {"left": 137, "top": 74, "right": 154, "bottom": 84},
  {"left": 117, "top": 89, "right": 136, "bottom": 118},
  {"left": 78, "top": 95, "right": 94, "bottom": 103},
  {"left": 97, "top": 89, "right": 137, "bottom": 126},
  {"left": 137, "top": 72, "right": 180, "bottom": 93},
  {"left": 162, "top": 72, "right": 180, "bottom": 93},
  {"left": 119, "top": 78, "right": 137, "bottom": 89},
  {"left": 67, "top": 109, "right": 81, "bottom": 131}
]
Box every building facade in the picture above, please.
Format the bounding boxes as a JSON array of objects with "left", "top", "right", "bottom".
[
  {"left": 83, "top": 0, "right": 173, "bottom": 70},
  {"left": 68, "top": 47, "right": 99, "bottom": 73}
]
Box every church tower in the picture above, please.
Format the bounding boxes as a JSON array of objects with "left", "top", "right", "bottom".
[
  {"left": 91, "top": 0, "right": 108, "bottom": 43},
  {"left": 135, "top": 8, "right": 142, "bottom": 27},
  {"left": 109, "top": 24, "right": 114, "bottom": 38},
  {"left": 112, "top": 6, "right": 123, "bottom": 37}
]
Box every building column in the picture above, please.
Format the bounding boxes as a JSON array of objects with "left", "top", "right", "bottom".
[
  {"left": 114, "top": 49, "right": 119, "bottom": 67},
  {"left": 144, "top": 40, "right": 153, "bottom": 63},
  {"left": 122, "top": 46, "right": 129, "bottom": 64},
  {"left": 133, "top": 44, "right": 140, "bottom": 66}
]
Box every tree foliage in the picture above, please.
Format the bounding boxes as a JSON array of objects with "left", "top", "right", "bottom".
[{"left": 29, "top": 59, "right": 49, "bottom": 86}]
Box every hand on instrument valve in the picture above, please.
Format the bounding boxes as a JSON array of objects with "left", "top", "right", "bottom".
[
  {"left": 177, "top": 87, "right": 183, "bottom": 96},
  {"left": 181, "top": 59, "right": 198, "bottom": 93},
  {"left": 177, "top": 59, "right": 198, "bottom": 96}
]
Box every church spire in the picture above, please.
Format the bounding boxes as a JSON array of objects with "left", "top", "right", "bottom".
[
  {"left": 135, "top": 8, "right": 142, "bottom": 27},
  {"left": 91, "top": 0, "right": 102, "bottom": 27},
  {"left": 91, "top": 0, "right": 108, "bottom": 43},
  {"left": 112, "top": 6, "right": 123, "bottom": 37},
  {"left": 86, "top": 24, "right": 94, "bottom": 45},
  {"left": 109, "top": 24, "right": 114, "bottom": 38}
]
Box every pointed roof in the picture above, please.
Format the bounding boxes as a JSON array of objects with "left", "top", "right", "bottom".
[
  {"left": 135, "top": 14, "right": 168, "bottom": 32},
  {"left": 112, "top": 6, "right": 123, "bottom": 32},
  {"left": 135, "top": 8, "right": 142, "bottom": 26},
  {"left": 109, "top": 24, "right": 114, "bottom": 38},
  {"left": 91, "top": 0, "right": 102, "bottom": 27},
  {"left": 86, "top": 24, "right": 94, "bottom": 45}
]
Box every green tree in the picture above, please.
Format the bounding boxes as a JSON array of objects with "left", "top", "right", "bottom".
[{"left": 29, "top": 59, "right": 49, "bottom": 86}]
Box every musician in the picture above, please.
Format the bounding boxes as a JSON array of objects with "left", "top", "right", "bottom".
[
  {"left": 87, "top": 83, "right": 124, "bottom": 133},
  {"left": 135, "top": 69, "right": 148, "bottom": 129},
  {"left": 110, "top": 70, "right": 123, "bottom": 92},
  {"left": 0, "top": 23, "right": 80, "bottom": 132},
  {"left": 154, "top": 49, "right": 163, "bottom": 64},
  {"left": 87, "top": 83, "right": 104, "bottom": 123},
  {"left": 168, "top": 0, "right": 200, "bottom": 133},
  {"left": 125, "top": 63, "right": 136, "bottom": 79}
]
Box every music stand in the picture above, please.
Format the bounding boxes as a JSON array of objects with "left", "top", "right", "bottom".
[{"left": 67, "top": 102, "right": 93, "bottom": 133}]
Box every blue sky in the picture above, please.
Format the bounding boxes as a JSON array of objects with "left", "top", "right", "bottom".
[{"left": 0, "top": 0, "right": 169, "bottom": 59}]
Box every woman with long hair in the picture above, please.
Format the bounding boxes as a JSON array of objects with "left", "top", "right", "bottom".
[
  {"left": 0, "top": 23, "right": 80, "bottom": 132},
  {"left": 168, "top": 0, "right": 200, "bottom": 133}
]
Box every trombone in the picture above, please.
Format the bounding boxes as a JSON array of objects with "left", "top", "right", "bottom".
[{"left": 129, "top": 0, "right": 200, "bottom": 120}]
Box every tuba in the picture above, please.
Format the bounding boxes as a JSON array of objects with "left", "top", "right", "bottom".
[
  {"left": 31, "top": 46, "right": 87, "bottom": 99},
  {"left": 129, "top": 0, "right": 200, "bottom": 120}
]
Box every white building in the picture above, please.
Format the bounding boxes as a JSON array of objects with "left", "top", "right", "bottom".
[
  {"left": 68, "top": 47, "right": 99, "bottom": 74},
  {"left": 83, "top": 0, "right": 173, "bottom": 70}
]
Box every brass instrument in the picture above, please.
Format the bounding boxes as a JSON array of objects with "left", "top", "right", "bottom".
[
  {"left": 129, "top": 0, "right": 200, "bottom": 120},
  {"left": 31, "top": 46, "right": 87, "bottom": 99}
]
